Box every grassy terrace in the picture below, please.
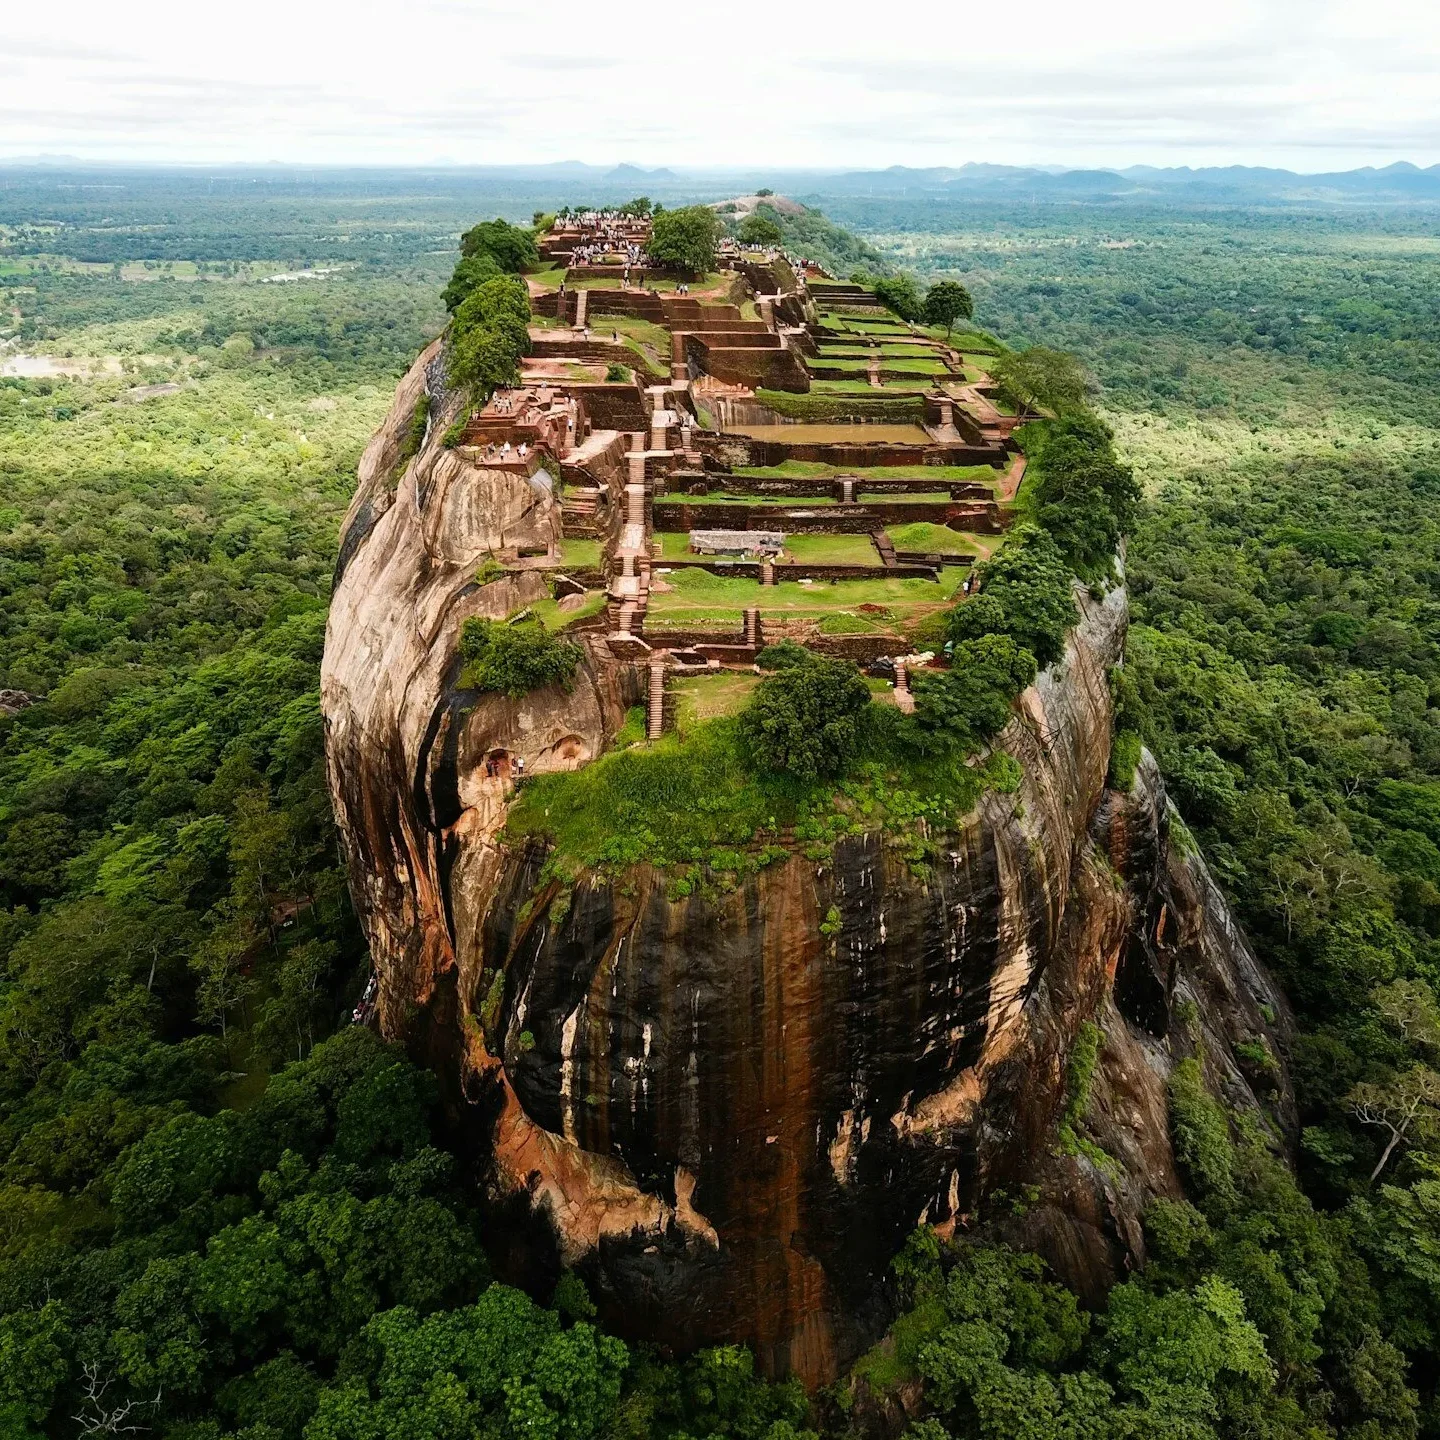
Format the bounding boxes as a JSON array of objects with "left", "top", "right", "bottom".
[
  {"left": 821, "top": 319, "right": 912, "bottom": 335},
  {"left": 885, "top": 522, "right": 979, "bottom": 555},
  {"left": 671, "top": 669, "right": 762, "bottom": 723},
  {"left": 646, "top": 565, "right": 968, "bottom": 631},
  {"left": 656, "top": 531, "right": 894, "bottom": 562},
  {"left": 526, "top": 265, "right": 727, "bottom": 293},
  {"left": 858, "top": 491, "right": 954, "bottom": 504},
  {"left": 809, "top": 379, "right": 937, "bottom": 395},
  {"left": 595, "top": 313, "right": 673, "bottom": 371},
  {"left": 557, "top": 537, "right": 603, "bottom": 568},
  {"left": 503, "top": 707, "right": 1008, "bottom": 880},
  {"left": 527, "top": 589, "right": 609, "bottom": 631},
  {"left": 732, "top": 460, "right": 1000, "bottom": 481},
  {"left": 662, "top": 493, "right": 842, "bottom": 505},
  {"left": 774, "top": 533, "right": 883, "bottom": 564},
  {"left": 751, "top": 391, "right": 927, "bottom": 422},
  {"left": 881, "top": 360, "right": 952, "bottom": 374},
  {"left": 816, "top": 344, "right": 949, "bottom": 359}
]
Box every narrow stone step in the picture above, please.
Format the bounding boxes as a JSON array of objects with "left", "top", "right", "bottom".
[{"left": 894, "top": 659, "right": 916, "bottom": 714}]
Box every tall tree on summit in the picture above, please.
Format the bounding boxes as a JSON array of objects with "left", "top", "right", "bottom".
[
  {"left": 923, "top": 279, "right": 974, "bottom": 338},
  {"left": 648, "top": 206, "right": 724, "bottom": 278}
]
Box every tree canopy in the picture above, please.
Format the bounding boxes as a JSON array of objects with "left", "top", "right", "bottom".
[
  {"left": 872, "top": 273, "right": 924, "bottom": 322},
  {"left": 448, "top": 275, "right": 531, "bottom": 397},
  {"left": 738, "top": 212, "right": 784, "bottom": 247},
  {"left": 739, "top": 653, "right": 871, "bottom": 779},
  {"left": 443, "top": 219, "right": 539, "bottom": 314},
  {"left": 648, "top": 207, "right": 724, "bottom": 278},
  {"left": 923, "top": 281, "right": 974, "bottom": 337},
  {"left": 990, "top": 346, "right": 1089, "bottom": 416}
]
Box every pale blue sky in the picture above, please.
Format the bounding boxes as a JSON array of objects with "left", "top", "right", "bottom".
[{"left": 4, "top": 0, "right": 1438, "bottom": 170}]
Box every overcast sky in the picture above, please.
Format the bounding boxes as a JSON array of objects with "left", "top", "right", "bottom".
[{"left": 4, "top": 0, "right": 1439, "bottom": 172}]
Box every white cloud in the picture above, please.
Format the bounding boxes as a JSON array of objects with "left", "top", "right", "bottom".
[{"left": 2, "top": 0, "right": 1438, "bottom": 169}]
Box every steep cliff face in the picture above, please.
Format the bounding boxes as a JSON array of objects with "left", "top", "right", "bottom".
[{"left": 322, "top": 350, "right": 1294, "bottom": 1384}]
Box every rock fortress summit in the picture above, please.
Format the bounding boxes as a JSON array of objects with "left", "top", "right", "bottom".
[{"left": 319, "top": 202, "right": 1294, "bottom": 1383}]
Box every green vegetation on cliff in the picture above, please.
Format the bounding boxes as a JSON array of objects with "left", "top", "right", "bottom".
[{"left": 459, "top": 617, "right": 582, "bottom": 698}]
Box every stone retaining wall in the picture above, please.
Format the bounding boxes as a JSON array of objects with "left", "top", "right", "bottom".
[
  {"left": 654, "top": 499, "right": 1003, "bottom": 532},
  {"left": 657, "top": 557, "right": 942, "bottom": 581},
  {"left": 572, "top": 383, "right": 651, "bottom": 433},
  {"left": 697, "top": 432, "right": 1007, "bottom": 469},
  {"left": 688, "top": 342, "right": 810, "bottom": 393}
]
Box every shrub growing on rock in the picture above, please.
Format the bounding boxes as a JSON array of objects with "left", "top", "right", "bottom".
[
  {"left": 459, "top": 618, "right": 582, "bottom": 699},
  {"left": 909, "top": 635, "right": 1037, "bottom": 752}
]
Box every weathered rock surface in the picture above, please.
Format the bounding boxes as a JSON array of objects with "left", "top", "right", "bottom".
[{"left": 322, "top": 348, "right": 1294, "bottom": 1384}]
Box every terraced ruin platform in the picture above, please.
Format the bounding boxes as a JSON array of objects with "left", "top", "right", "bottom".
[{"left": 463, "top": 207, "right": 1026, "bottom": 723}]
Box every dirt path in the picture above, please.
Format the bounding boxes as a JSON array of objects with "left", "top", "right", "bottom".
[{"left": 996, "top": 453, "right": 1027, "bottom": 503}]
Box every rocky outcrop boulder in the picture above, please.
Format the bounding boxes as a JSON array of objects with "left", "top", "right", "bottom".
[{"left": 322, "top": 350, "right": 1293, "bottom": 1384}]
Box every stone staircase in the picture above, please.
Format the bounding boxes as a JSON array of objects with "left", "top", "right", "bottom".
[
  {"left": 646, "top": 660, "right": 667, "bottom": 739},
  {"left": 561, "top": 485, "right": 602, "bottom": 537},
  {"left": 893, "top": 658, "right": 916, "bottom": 714}
]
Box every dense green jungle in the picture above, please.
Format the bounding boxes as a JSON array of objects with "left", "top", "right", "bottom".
[{"left": 3, "top": 170, "right": 1440, "bottom": 1440}]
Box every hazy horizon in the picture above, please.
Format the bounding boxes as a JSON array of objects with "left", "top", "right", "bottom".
[{"left": 6, "top": 0, "right": 1439, "bottom": 173}]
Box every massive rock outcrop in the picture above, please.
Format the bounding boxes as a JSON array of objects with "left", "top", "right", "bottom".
[{"left": 322, "top": 349, "right": 1294, "bottom": 1384}]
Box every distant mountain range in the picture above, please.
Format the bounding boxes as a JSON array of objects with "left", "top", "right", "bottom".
[
  {"left": 3, "top": 157, "right": 1439, "bottom": 205},
  {"left": 800, "top": 161, "right": 1440, "bottom": 203}
]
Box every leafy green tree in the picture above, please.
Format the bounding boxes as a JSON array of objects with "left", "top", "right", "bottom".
[
  {"left": 442, "top": 251, "right": 501, "bottom": 314},
  {"left": 1347, "top": 1067, "right": 1440, "bottom": 1182},
  {"left": 448, "top": 275, "right": 531, "bottom": 398},
  {"left": 923, "top": 281, "right": 974, "bottom": 338},
  {"left": 459, "top": 218, "right": 539, "bottom": 274},
  {"left": 754, "top": 640, "right": 813, "bottom": 671},
  {"left": 190, "top": 913, "right": 257, "bottom": 1042},
  {"left": 909, "top": 637, "right": 1037, "bottom": 751},
  {"left": 991, "top": 347, "right": 1088, "bottom": 416},
  {"left": 305, "top": 1289, "right": 628, "bottom": 1440},
  {"left": 738, "top": 213, "right": 784, "bottom": 248},
  {"left": 949, "top": 528, "right": 1076, "bottom": 667},
  {"left": 648, "top": 207, "right": 724, "bottom": 277},
  {"left": 873, "top": 273, "right": 924, "bottom": 322},
  {"left": 0, "top": 1301, "right": 70, "bottom": 1437},
  {"left": 1025, "top": 412, "right": 1139, "bottom": 578},
  {"left": 254, "top": 939, "right": 339, "bottom": 1065},
  {"left": 739, "top": 654, "right": 870, "bottom": 779}
]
